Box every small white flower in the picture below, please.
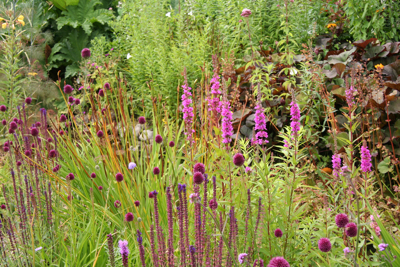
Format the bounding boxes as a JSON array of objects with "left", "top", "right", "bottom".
[
  {"left": 166, "top": 12, "right": 171, "bottom": 17},
  {"left": 127, "top": 53, "right": 132, "bottom": 59},
  {"left": 188, "top": 11, "right": 193, "bottom": 16}
]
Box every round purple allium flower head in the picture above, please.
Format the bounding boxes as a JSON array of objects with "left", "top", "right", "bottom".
[
  {"left": 31, "top": 127, "right": 39, "bottom": 137},
  {"left": 24, "top": 150, "right": 32, "bottom": 156},
  {"left": 16, "top": 161, "right": 22, "bottom": 166},
  {"left": 59, "top": 130, "right": 64, "bottom": 135},
  {"left": 125, "top": 212, "right": 134, "bottom": 222},
  {"left": 128, "top": 162, "right": 137, "bottom": 170},
  {"left": 90, "top": 172, "right": 96, "bottom": 178},
  {"left": 241, "top": 8, "right": 252, "bottom": 17},
  {"left": 318, "top": 238, "right": 332, "bottom": 252},
  {"left": 193, "top": 172, "right": 204, "bottom": 184},
  {"left": 13, "top": 118, "right": 18, "bottom": 123},
  {"left": 193, "top": 163, "right": 205, "bottom": 174},
  {"left": 169, "top": 141, "right": 175, "bottom": 147},
  {"left": 68, "top": 96, "right": 74, "bottom": 104},
  {"left": 25, "top": 97, "right": 32, "bottom": 104},
  {"left": 335, "top": 213, "right": 349, "bottom": 228},
  {"left": 10, "top": 121, "right": 18, "bottom": 130},
  {"left": 49, "top": 149, "right": 57, "bottom": 158},
  {"left": 274, "top": 228, "right": 283, "bottom": 238},
  {"left": 378, "top": 243, "right": 388, "bottom": 251},
  {"left": 345, "top": 222, "right": 357, "bottom": 237},
  {"left": 81, "top": 48, "right": 91, "bottom": 58},
  {"left": 1, "top": 119, "right": 6, "bottom": 125},
  {"left": 98, "top": 89, "right": 105, "bottom": 97},
  {"left": 114, "top": 200, "right": 121, "bottom": 208},
  {"left": 134, "top": 200, "right": 140, "bottom": 207},
  {"left": 148, "top": 191, "right": 154, "bottom": 198},
  {"left": 60, "top": 114, "right": 67, "bottom": 122},
  {"left": 153, "top": 167, "right": 160, "bottom": 175},
  {"left": 233, "top": 153, "right": 245, "bottom": 167},
  {"left": 0, "top": 105, "right": 7, "bottom": 112},
  {"left": 8, "top": 129, "right": 15, "bottom": 134},
  {"left": 209, "top": 199, "right": 218, "bottom": 210},
  {"left": 267, "top": 257, "right": 290, "bottom": 267},
  {"left": 138, "top": 116, "right": 146, "bottom": 124},
  {"left": 3, "top": 146, "right": 9, "bottom": 152},
  {"left": 104, "top": 82, "right": 110, "bottom": 90},
  {"left": 97, "top": 130, "right": 104, "bottom": 138},
  {"left": 31, "top": 143, "right": 36, "bottom": 148},
  {"left": 74, "top": 98, "right": 80, "bottom": 105},
  {"left": 155, "top": 134, "right": 163, "bottom": 144},
  {"left": 238, "top": 253, "right": 248, "bottom": 264},
  {"left": 115, "top": 172, "right": 124, "bottom": 182},
  {"left": 36, "top": 122, "right": 42, "bottom": 127},
  {"left": 64, "top": 84, "right": 73, "bottom": 94},
  {"left": 98, "top": 186, "right": 103, "bottom": 191},
  {"left": 1, "top": 204, "right": 6, "bottom": 210},
  {"left": 67, "top": 195, "right": 73, "bottom": 201},
  {"left": 67, "top": 173, "right": 75, "bottom": 181}
]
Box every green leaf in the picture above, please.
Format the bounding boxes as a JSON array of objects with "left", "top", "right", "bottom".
[{"left": 377, "top": 157, "right": 391, "bottom": 174}]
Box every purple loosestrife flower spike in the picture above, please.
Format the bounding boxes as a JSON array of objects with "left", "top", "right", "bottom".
[
  {"left": 290, "top": 100, "right": 301, "bottom": 136},
  {"left": 252, "top": 102, "right": 269, "bottom": 145},
  {"left": 107, "top": 234, "right": 115, "bottom": 267},
  {"left": 332, "top": 154, "right": 341, "bottom": 177},
  {"left": 137, "top": 230, "right": 146, "bottom": 266},
  {"left": 345, "top": 222, "right": 358, "bottom": 237},
  {"left": 182, "top": 68, "right": 195, "bottom": 143},
  {"left": 207, "top": 57, "right": 222, "bottom": 117},
  {"left": 267, "top": 257, "right": 290, "bottom": 267},
  {"left": 119, "top": 240, "right": 129, "bottom": 267},
  {"left": 318, "top": 238, "right": 332, "bottom": 252},
  {"left": 360, "top": 141, "right": 372, "bottom": 172},
  {"left": 221, "top": 100, "right": 233, "bottom": 143},
  {"left": 335, "top": 213, "right": 349, "bottom": 228},
  {"left": 346, "top": 86, "right": 356, "bottom": 108}
]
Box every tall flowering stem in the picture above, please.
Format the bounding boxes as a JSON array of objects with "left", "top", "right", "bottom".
[
  {"left": 332, "top": 154, "right": 341, "bottom": 177},
  {"left": 182, "top": 68, "right": 195, "bottom": 144},
  {"left": 178, "top": 184, "right": 186, "bottom": 265},
  {"left": 289, "top": 100, "right": 301, "bottom": 136},
  {"left": 208, "top": 55, "right": 222, "bottom": 125},
  {"left": 107, "top": 234, "right": 115, "bottom": 267},
  {"left": 137, "top": 230, "right": 146, "bottom": 267},
  {"left": 221, "top": 100, "right": 233, "bottom": 144},
  {"left": 252, "top": 84, "right": 269, "bottom": 145},
  {"left": 166, "top": 187, "right": 174, "bottom": 266},
  {"left": 360, "top": 141, "right": 372, "bottom": 173},
  {"left": 118, "top": 240, "right": 129, "bottom": 267},
  {"left": 345, "top": 85, "right": 356, "bottom": 109}
]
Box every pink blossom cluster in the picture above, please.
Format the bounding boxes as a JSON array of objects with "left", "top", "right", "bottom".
[
  {"left": 346, "top": 86, "right": 356, "bottom": 108},
  {"left": 182, "top": 83, "right": 195, "bottom": 143},
  {"left": 332, "top": 154, "right": 341, "bottom": 177},
  {"left": 290, "top": 101, "right": 301, "bottom": 135},
  {"left": 360, "top": 142, "right": 372, "bottom": 172},
  {"left": 208, "top": 74, "right": 222, "bottom": 115},
  {"left": 221, "top": 100, "right": 233, "bottom": 144},
  {"left": 369, "top": 215, "right": 381, "bottom": 237},
  {"left": 252, "top": 104, "right": 269, "bottom": 145}
]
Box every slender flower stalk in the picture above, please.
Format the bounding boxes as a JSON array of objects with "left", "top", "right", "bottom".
[
  {"left": 332, "top": 153, "right": 341, "bottom": 177},
  {"left": 360, "top": 140, "right": 372, "bottom": 172},
  {"left": 107, "top": 234, "right": 115, "bottom": 267},
  {"left": 178, "top": 184, "right": 186, "bottom": 265},
  {"left": 182, "top": 68, "right": 195, "bottom": 144},
  {"left": 289, "top": 99, "right": 301, "bottom": 136},
  {"left": 137, "top": 230, "right": 146, "bottom": 267},
  {"left": 166, "top": 187, "right": 174, "bottom": 266},
  {"left": 221, "top": 100, "right": 233, "bottom": 144},
  {"left": 208, "top": 55, "right": 222, "bottom": 123},
  {"left": 118, "top": 240, "right": 129, "bottom": 267},
  {"left": 252, "top": 86, "right": 268, "bottom": 145},
  {"left": 346, "top": 85, "right": 356, "bottom": 109},
  {"left": 149, "top": 225, "right": 159, "bottom": 267}
]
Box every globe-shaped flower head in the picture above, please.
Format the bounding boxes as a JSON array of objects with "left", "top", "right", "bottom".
[
  {"left": 268, "top": 257, "right": 290, "bottom": 267},
  {"left": 115, "top": 172, "right": 124, "bottom": 182},
  {"left": 318, "top": 238, "right": 332, "bottom": 252},
  {"left": 25, "top": 97, "right": 32, "bottom": 104},
  {"left": 134, "top": 200, "right": 140, "bottom": 207},
  {"left": 233, "top": 153, "right": 245, "bottom": 167},
  {"left": 104, "top": 82, "right": 110, "bottom": 90},
  {"left": 193, "top": 172, "right": 204, "bottom": 184},
  {"left": 0, "top": 105, "right": 7, "bottom": 112},
  {"left": 241, "top": 8, "right": 252, "bottom": 17},
  {"left": 169, "top": 141, "right": 175, "bottom": 147},
  {"left": 138, "top": 116, "right": 146, "bottom": 124},
  {"left": 193, "top": 163, "right": 205, "bottom": 174},
  {"left": 81, "top": 48, "right": 91, "bottom": 58},
  {"left": 155, "top": 134, "right": 163, "bottom": 144},
  {"left": 60, "top": 114, "right": 67, "bottom": 122},
  {"left": 345, "top": 222, "right": 357, "bottom": 237},
  {"left": 31, "top": 127, "right": 39, "bottom": 137},
  {"left": 209, "top": 199, "right": 218, "bottom": 210},
  {"left": 274, "top": 228, "right": 283, "bottom": 238},
  {"left": 64, "top": 85, "right": 73, "bottom": 94},
  {"left": 125, "top": 212, "right": 134, "bottom": 222},
  {"left": 335, "top": 213, "right": 349, "bottom": 228}
]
